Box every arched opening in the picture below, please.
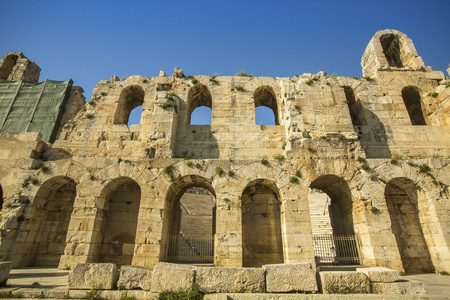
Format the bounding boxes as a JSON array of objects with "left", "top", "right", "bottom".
[
  {"left": 343, "top": 86, "right": 365, "bottom": 126},
  {"left": 380, "top": 34, "right": 403, "bottom": 68},
  {"left": 0, "top": 184, "right": 3, "bottom": 210},
  {"left": 114, "top": 85, "right": 145, "bottom": 125},
  {"left": 190, "top": 106, "right": 212, "bottom": 125},
  {"left": 0, "top": 54, "right": 19, "bottom": 80},
  {"left": 254, "top": 86, "right": 279, "bottom": 125},
  {"left": 242, "top": 179, "right": 283, "bottom": 267},
  {"left": 163, "top": 175, "right": 216, "bottom": 264},
  {"left": 187, "top": 84, "right": 212, "bottom": 125},
  {"left": 96, "top": 177, "right": 141, "bottom": 266},
  {"left": 310, "top": 175, "right": 360, "bottom": 265},
  {"left": 402, "top": 86, "right": 426, "bottom": 125},
  {"left": 128, "top": 105, "right": 143, "bottom": 127},
  {"left": 32, "top": 176, "right": 76, "bottom": 267},
  {"left": 385, "top": 178, "right": 434, "bottom": 273}
]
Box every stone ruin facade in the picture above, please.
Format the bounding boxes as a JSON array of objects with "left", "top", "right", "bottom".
[{"left": 0, "top": 29, "right": 449, "bottom": 277}]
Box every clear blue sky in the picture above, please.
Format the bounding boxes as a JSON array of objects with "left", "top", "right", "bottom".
[{"left": 1, "top": 0, "right": 449, "bottom": 125}]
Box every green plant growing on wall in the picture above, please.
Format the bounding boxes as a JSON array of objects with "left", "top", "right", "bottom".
[
  {"left": 419, "top": 164, "right": 431, "bottom": 173},
  {"left": 361, "top": 163, "right": 370, "bottom": 171},
  {"left": 235, "top": 70, "right": 250, "bottom": 76},
  {"left": 215, "top": 167, "right": 224, "bottom": 177},
  {"left": 431, "top": 92, "right": 438, "bottom": 98},
  {"left": 186, "top": 161, "right": 193, "bottom": 167},
  {"left": 100, "top": 92, "right": 108, "bottom": 96},
  {"left": 290, "top": 176, "right": 299, "bottom": 183},
  {"left": 159, "top": 103, "right": 173, "bottom": 110},
  {"left": 305, "top": 79, "right": 314, "bottom": 86},
  {"left": 357, "top": 157, "right": 366, "bottom": 163},
  {"left": 234, "top": 85, "right": 244, "bottom": 91},
  {"left": 281, "top": 142, "right": 286, "bottom": 150},
  {"left": 163, "top": 165, "right": 175, "bottom": 182},
  {"left": 39, "top": 164, "right": 48, "bottom": 173},
  {"left": 22, "top": 176, "right": 38, "bottom": 188},
  {"left": 274, "top": 154, "right": 285, "bottom": 161},
  {"left": 371, "top": 206, "right": 379, "bottom": 214},
  {"left": 227, "top": 170, "right": 235, "bottom": 177},
  {"left": 261, "top": 158, "right": 269, "bottom": 165},
  {"left": 195, "top": 163, "right": 202, "bottom": 169}
]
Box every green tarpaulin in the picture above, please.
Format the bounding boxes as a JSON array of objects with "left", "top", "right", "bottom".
[{"left": 0, "top": 79, "right": 73, "bottom": 143}]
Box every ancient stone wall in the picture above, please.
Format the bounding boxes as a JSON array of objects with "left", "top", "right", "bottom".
[{"left": 0, "top": 29, "right": 449, "bottom": 274}]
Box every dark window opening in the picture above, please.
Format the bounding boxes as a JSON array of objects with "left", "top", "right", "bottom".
[
  {"left": 380, "top": 34, "right": 403, "bottom": 68},
  {"left": 0, "top": 54, "right": 19, "bottom": 80},
  {"left": 343, "top": 86, "right": 365, "bottom": 126},
  {"left": 402, "top": 86, "right": 426, "bottom": 125}
]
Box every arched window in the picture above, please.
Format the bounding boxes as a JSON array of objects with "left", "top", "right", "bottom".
[
  {"left": 187, "top": 84, "right": 212, "bottom": 125},
  {"left": 385, "top": 178, "right": 434, "bottom": 273},
  {"left": 380, "top": 34, "right": 403, "bottom": 68},
  {"left": 0, "top": 54, "right": 19, "bottom": 80},
  {"left": 97, "top": 177, "right": 141, "bottom": 266},
  {"left": 163, "top": 175, "right": 216, "bottom": 264},
  {"left": 254, "top": 86, "right": 279, "bottom": 125},
  {"left": 343, "top": 86, "right": 365, "bottom": 126},
  {"left": 402, "top": 86, "right": 426, "bottom": 125},
  {"left": 241, "top": 179, "right": 283, "bottom": 267},
  {"left": 114, "top": 85, "right": 145, "bottom": 125},
  {"left": 309, "top": 175, "right": 360, "bottom": 265},
  {"left": 0, "top": 184, "right": 3, "bottom": 210},
  {"left": 31, "top": 176, "right": 76, "bottom": 267}
]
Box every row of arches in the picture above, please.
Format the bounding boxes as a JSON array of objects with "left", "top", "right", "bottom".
[
  {"left": 117, "top": 82, "right": 428, "bottom": 131},
  {"left": 3, "top": 173, "right": 435, "bottom": 272},
  {"left": 115, "top": 84, "right": 280, "bottom": 127}
]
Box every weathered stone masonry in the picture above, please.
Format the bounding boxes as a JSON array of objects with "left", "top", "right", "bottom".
[{"left": 0, "top": 29, "right": 449, "bottom": 273}]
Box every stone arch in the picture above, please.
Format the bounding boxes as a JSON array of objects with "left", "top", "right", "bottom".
[
  {"left": 380, "top": 34, "right": 403, "bottom": 67},
  {"left": 343, "top": 86, "right": 365, "bottom": 126},
  {"left": 241, "top": 178, "right": 283, "bottom": 267},
  {"left": 163, "top": 175, "right": 216, "bottom": 263},
  {"left": 310, "top": 175, "right": 354, "bottom": 235},
  {"left": 114, "top": 85, "right": 145, "bottom": 125},
  {"left": 186, "top": 84, "right": 212, "bottom": 125},
  {"left": 92, "top": 177, "right": 141, "bottom": 266},
  {"left": 385, "top": 177, "right": 434, "bottom": 273},
  {"left": 402, "top": 86, "right": 426, "bottom": 125},
  {"left": 0, "top": 53, "right": 19, "bottom": 80},
  {"left": 30, "top": 176, "right": 76, "bottom": 267},
  {"left": 0, "top": 183, "right": 3, "bottom": 210},
  {"left": 254, "top": 86, "right": 279, "bottom": 125}
]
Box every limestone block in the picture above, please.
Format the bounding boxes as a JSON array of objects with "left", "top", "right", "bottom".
[
  {"left": 150, "top": 263, "right": 195, "bottom": 293},
  {"left": 0, "top": 261, "right": 13, "bottom": 283},
  {"left": 263, "top": 263, "right": 318, "bottom": 293},
  {"left": 173, "top": 67, "right": 184, "bottom": 78},
  {"left": 117, "top": 265, "right": 152, "bottom": 291},
  {"left": 196, "top": 267, "right": 265, "bottom": 293},
  {"left": 68, "top": 263, "right": 119, "bottom": 290},
  {"left": 320, "top": 271, "right": 371, "bottom": 294},
  {"left": 372, "top": 280, "right": 426, "bottom": 295},
  {"left": 356, "top": 267, "right": 398, "bottom": 283}
]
